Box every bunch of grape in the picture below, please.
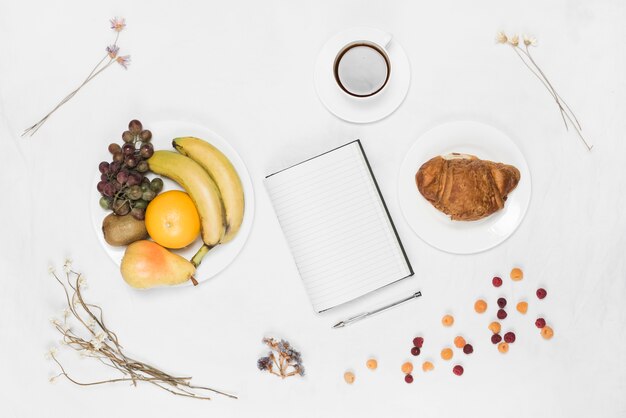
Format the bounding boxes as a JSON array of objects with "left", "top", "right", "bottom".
[{"left": 97, "top": 119, "right": 164, "bottom": 220}]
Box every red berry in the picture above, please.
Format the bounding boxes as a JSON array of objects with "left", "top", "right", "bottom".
[
  {"left": 535, "top": 318, "right": 546, "bottom": 328},
  {"left": 491, "top": 334, "right": 502, "bottom": 344},
  {"left": 453, "top": 365, "right": 464, "bottom": 376},
  {"left": 504, "top": 332, "right": 516, "bottom": 343},
  {"left": 497, "top": 309, "right": 507, "bottom": 320},
  {"left": 497, "top": 297, "right": 507, "bottom": 308},
  {"left": 405, "top": 374, "right": 414, "bottom": 383},
  {"left": 492, "top": 276, "right": 503, "bottom": 287},
  {"left": 413, "top": 337, "right": 424, "bottom": 348},
  {"left": 411, "top": 346, "right": 420, "bottom": 356},
  {"left": 463, "top": 344, "right": 474, "bottom": 354},
  {"left": 536, "top": 288, "right": 547, "bottom": 299}
]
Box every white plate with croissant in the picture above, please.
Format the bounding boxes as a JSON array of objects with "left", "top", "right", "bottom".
[{"left": 398, "top": 121, "right": 531, "bottom": 254}]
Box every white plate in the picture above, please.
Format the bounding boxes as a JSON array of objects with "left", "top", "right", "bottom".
[
  {"left": 314, "top": 27, "right": 411, "bottom": 124},
  {"left": 90, "top": 120, "right": 255, "bottom": 284},
  {"left": 397, "top": 121, "right": 531, "bottom": 254}
]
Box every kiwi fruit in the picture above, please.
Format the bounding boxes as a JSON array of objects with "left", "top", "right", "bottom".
[{"left": 102, "top": 213, "right": 148, "bottom": 246}]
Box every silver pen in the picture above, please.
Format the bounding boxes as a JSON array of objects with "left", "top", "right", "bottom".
[{"left": 332, "top": 291, "right": 422, "bottom": 329}]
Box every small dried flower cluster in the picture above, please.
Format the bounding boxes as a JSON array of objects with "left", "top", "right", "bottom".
[
  {"left": 46, "top": 260, "right": 236, "bottom": 400},
  {"left": 23, "top": 17, "right": 132, "bottom": 137},
  {"left": 257, "top": 337, "right": 305, "bottom": 379},
  {"left": 496, "top": 31, "right": 591, "bottom": 151}
]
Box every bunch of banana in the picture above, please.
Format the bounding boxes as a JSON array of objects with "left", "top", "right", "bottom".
[
  {"left": 146, "top": 137, "right": 245, "bottom": 268},
  {"left": 173, "top": 136, "right": 245, "bottom": 243}
]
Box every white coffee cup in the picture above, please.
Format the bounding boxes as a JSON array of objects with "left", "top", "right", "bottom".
[{"left": 333, "top": 33, "right": 392, "bottom": 98}]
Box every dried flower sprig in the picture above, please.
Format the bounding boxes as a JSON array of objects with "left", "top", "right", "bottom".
[
  {"left": 46, "top": 260, "right": 237, "bottom": 400},
  {"left": 257, "top": 337, "right": 305, "bottom": 379},
  {"left": 496, "top": 31, "right": 592, "bottom": 151},
  {"left": 22, "top": 17, "right": 132, "bottom": 137}
]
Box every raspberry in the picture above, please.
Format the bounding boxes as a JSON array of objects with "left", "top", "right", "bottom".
[
  {"left": 492, "top": 276, "right": 503, "bottom": 287},
  {"left": 497, "top": 309, "right": 507, "bottom": 320},
  {"left": 504, "top": 332, "right": 516, "bottom": 343},
  {"left": 411, "top": 346, "right": 421, "bottom": 356},
  {"left": 453, "top": 365, "right": 464, "bottom": 376},
  {"left": 536, "top": 288, "right": 547, "bottom": 300},
  {"left": 463, "top": 344, "right": 474, "bottom": 354},
  {"left": 413, "top": 337, "right": 424, "bottom": 348},
  {"left": 535, "top": 318, "right": 546, "bottom": 328},
  {"left": 405, "top": 374, "right": 414, "bottom": 383},
  {"left": 491, "top": 334, "right": 502, "bottom": 344},
  {"left": 497, "top": 297, "right": 507, "bottom": 308}
]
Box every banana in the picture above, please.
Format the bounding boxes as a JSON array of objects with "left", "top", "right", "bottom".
[
  {"left": 147, "top": 150, "right": 225, "bottom": 247},
  {"left": 173, "top": 137, "right": 245, "bottom": 243}
]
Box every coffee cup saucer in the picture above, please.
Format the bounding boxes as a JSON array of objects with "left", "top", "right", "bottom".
[{"left": 314, "top": 27, "right": 411, "bottom": 124}]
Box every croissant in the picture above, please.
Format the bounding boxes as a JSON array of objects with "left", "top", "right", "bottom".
[{"left": 415, "top": 153, "right": 520, "bottom": 221}]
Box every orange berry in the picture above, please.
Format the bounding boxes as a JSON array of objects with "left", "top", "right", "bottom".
[
  {"left": 442, "top": 314, "right": 454, "bottom": 327},
  {"left": 516, "top": 301, "right": 528, "bottom": 314},
  {"left": 474, "top": 299, "right": 487, "bottom": 313},
  {"left": 510, "top": 267, "right": 524, "bottom": 281},
  {"left": 497, "top": 342, "right": 509, "bottom": 353},
  {"left": 401, "top": 362, "right": 413, "bottom": 374},
  {"left": 366, "top": 358, "right": 378, "bottom": 370},
  {"left": 422, "top": 361, "right": 434, "bottom": 372},
  {"left": 441, "top": 348, "right": 453, "bottom": 360},
  {"left": 488, "top": 321, "right": 501, "bottom": 334},
  {"left": 454, "top": 336, "right": 466, "bottom": 348},
  {"left": 344, "top": 371, "right": 355, "bottom": 384},
  {"left": 541, "top": 325, "right": 554, "bottom": 340}
]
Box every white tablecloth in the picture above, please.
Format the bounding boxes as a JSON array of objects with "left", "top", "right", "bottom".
[{"left": 1, "top": 1, "right": 625, "bottom": 417}]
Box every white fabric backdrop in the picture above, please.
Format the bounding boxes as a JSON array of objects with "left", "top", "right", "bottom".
[{"left": 1, "top": 0, "right": 625, "bottom": 417}]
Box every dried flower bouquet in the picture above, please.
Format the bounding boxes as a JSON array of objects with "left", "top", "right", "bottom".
[{"left": 46, "top": 260, "right": 236, "bottom": 400}]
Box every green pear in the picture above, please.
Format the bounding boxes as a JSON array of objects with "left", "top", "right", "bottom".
[{"left": 120, "top": 240, "right": 197, "bottom": 289}]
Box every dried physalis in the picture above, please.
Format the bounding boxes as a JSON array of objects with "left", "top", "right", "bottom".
[{"left": 257, "top": 337, "right": 305, "bottom": 379}]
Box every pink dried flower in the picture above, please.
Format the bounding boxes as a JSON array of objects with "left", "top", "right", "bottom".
[
  {"left": 116, "top": 55, "right": 131, "bottom": 69},
  {"left": 110, "top": 17, "right": 126, "bottom": 32},
  {"left": 106, "top": 45, "right": 119, "bottom": 59}
]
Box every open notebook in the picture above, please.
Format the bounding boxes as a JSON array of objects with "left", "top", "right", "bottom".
[{"left": 265, "top": 140, "right": 413, "bottom": 312}]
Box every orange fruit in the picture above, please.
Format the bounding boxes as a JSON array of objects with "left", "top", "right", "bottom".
[
  {"left": 488, "top": 321, "right": 501, "bottom": 334},
  {"left": 510, "top": 267, "right": 524, "bottom": 281},
  {"left": 145, "top": 190, "right": 201, "bottom": 249},
  {"left": 454, "top": 336, "right": 466, "bottom": 348},
  {"left": 474, "top": 299, "right": 488, "bottom": 313},
  {"left": 516, "top": 301, "right": 528, "bottom": 314},
  {"left": 442, "top": 314, "right": 454, "bottom": 327},
  {"left": 541, "top": 326, "right": 554, "bottom": 340},
  {"left": 366, "top": 359, "right": 378, "bottom": 370},
  {"left": 401, "top": 362, "right": 413, "bottom": 374}
]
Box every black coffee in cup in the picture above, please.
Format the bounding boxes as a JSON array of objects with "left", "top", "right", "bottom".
[{"left": 333, "top": 41, "right": 391, "bottom": 98}]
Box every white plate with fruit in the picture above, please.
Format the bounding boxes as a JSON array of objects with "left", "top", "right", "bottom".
[{"left": 91, "top": 119, "right": 254, "bottom": 288}]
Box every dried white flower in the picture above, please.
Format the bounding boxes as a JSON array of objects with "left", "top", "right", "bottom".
[
  {"left": 523, "top": 34, "right": 537, "bottom": 46},
  {"left": 63, "top": 259, "right": 73, "bottom": 273},
  {"left": 48, "top": 265, "right": 56, "bottom": 275},
  {"left": 496, "top": 31, "right": 508, "bottom": 44},
  {"left": 77, "top": 275, "right": 87, "bottom": 289},
  {"left": 86, "top": 318, "right": 97, "bottom": 330},
  {"left": 62, "top": 308, "right": 71, "bottom": 320},
  {"left": 50, "top": 318, "right": 62, "bottom": 327},
  {"left": 509, "top": 34, "right": 519, "bottom": 47},
  {"left": 45, "top": 347, "right": 58, "bottom": 360},
  {"left": 49, "top": 375, "right": 58, "bottom": 384}
]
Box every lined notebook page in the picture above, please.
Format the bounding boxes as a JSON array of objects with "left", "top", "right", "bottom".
[{"left": 265, "top": 141, "right": 412, "bottom": 312}]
